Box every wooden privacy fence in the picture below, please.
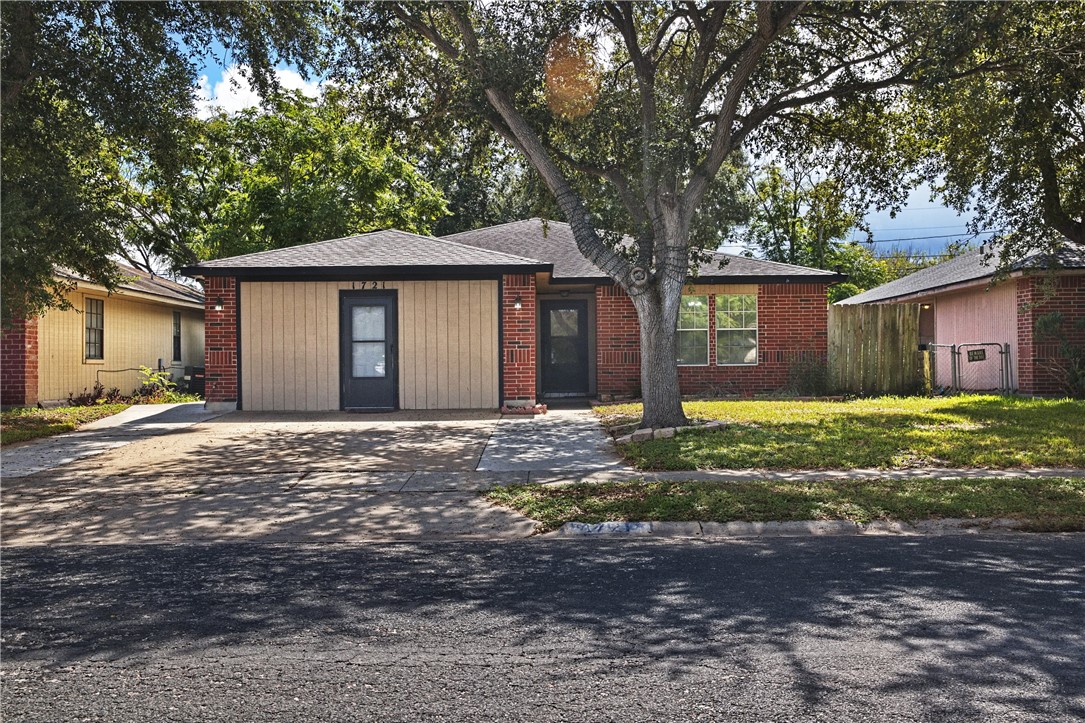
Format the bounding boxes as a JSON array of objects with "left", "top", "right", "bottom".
[{"left": 828, "top": 303, "right": 923, "bottom": 395}]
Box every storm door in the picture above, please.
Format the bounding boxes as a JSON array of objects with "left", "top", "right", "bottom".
[
  {"left": 340, "top": 291, "right": 397, "bottom": 410},
  {"left": 540, "top": 300, "right": 589, "bottom": 397}
]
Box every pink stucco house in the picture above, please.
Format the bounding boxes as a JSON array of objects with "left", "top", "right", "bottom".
[{"left": 838, "top": 244, "right": 1085, "bottom": 395}]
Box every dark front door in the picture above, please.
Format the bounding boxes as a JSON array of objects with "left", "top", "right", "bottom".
[
  {"left": 340, "top": 291, "right": 397, "bottom": 410},
  {"left": 541, "top": 300, "right": 589, "bottom": 397}
]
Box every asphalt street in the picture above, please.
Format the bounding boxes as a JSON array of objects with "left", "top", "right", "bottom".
[{"left": 3, "top": 536, "right": 1084, "bottom": 722}]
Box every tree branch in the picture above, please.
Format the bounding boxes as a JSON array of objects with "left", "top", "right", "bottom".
[
  {"left": 684, "top": 1, "right": 807, "bottom": 212},
  {"left": 1038, "top": 145, "right": 1084, "bottom": 244}
]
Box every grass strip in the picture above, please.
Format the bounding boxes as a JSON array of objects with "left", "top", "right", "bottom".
[
  {"left": 1, "top": 404, "right": 130, "bottom": 445},
  {"left": 486, "top": 477, "right": 1085, "bottom": 533},
  {"left": 596, "top": 395, "right": 1085, "bottom": 470}
]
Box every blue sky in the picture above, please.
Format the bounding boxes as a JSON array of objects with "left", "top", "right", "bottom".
[{"left": 196, "top": 55, "right": 983, "bottom": 258}]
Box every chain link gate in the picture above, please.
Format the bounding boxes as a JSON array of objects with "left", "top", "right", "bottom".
[{"left": 925, "top": 342, "right": 1012, "bottom": 393}]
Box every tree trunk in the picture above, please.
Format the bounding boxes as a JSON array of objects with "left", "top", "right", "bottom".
[{"left": 631, "top": 289, "right": 688, "bottom": 429}]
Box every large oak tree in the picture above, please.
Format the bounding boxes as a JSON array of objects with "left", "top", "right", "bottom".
[
  {"left": 1, "top": 1, "right": 329, "bottom": 322},
  {"left": 908, "top": 2, "right": 1084, "bottom": 258},
  {"left": 341, "top": 1, "right": 1011, "bottom": 427}
]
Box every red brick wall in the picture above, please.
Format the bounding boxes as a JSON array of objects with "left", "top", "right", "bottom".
[
  {"left": 204, "top": 277, "right": 238, "bottom": 404},
  {"left": 595, "top": 283, "right": 831, "bottom": 398},
  {"left": 502, "top": 274, "right": 537, "bottom": 406},
  {"left": 1, "top": 316, "right": 39, "bottom": 406},
  {"left": 595, "top": 285, "right": 641, "bottom": 396},
  {"left": 1017, "top": 274, "right": 1085, "bottom": 395}
]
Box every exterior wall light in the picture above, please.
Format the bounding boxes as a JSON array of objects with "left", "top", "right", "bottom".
[
  {"left": 213, "top": 297, "right": 225, "bottom": 311},
  {"left": 513, "top": 294, "right": 523, "bottom": 310}
]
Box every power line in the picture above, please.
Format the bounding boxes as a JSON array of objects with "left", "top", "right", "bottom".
[
  {"left": 848, "top": 230, "right": 995, "bottom": 243},
  {"left": 862, "top": 224, "right": 982, "bottom": 232},
  {"left": 869, "top": 205, "right": 962, "bottom": 212}
]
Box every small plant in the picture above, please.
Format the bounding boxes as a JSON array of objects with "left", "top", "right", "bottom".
[
  {"left": 132, "top": 366, "right": 201, "bottom": 403},
  {"left": 67, "top": 382, "right": 123, "bottom": 406},
  {"left": 134, "top": 366, "right": 177, "bottom": 403},
  {"left": 786, "top": 352, "right": 830, "bottom": 396}
]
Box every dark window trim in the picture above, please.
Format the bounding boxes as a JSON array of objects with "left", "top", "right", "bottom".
[
  {"left": 172, "top": 311, "right": 182, "bottom": 362},
  {"left": 85, "top": 297, "right": 104, "bottom": 360}
]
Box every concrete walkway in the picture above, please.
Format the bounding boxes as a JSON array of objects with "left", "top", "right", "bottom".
[
  {"left": 477, "top": 408, "right": 629, "bottom": 473},
  {"left": 0, "top": 403, "right": 226, "bottom": 478}
]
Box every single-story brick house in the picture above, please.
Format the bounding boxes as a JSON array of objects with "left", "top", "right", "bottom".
[
  {"left": 181, "top": 219, "right": 842, "bottom": 411},
  {"left": 2, "top": 265, "right": 205, "bottom": 407},
  {"left": 838, "top": 244, "right": 1085, "bottom": 395}
]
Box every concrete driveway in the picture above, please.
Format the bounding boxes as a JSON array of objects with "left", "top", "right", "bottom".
[
  {"left": 79, "top": 409, "right": 504, "bottom": 476},
  {"left": 1, "top": 404, "right": 627, "bottom": 545}
]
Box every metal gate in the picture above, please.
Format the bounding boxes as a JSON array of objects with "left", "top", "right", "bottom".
[{"left": 926, "top": 342, "right": 1013, "bottom": 392}]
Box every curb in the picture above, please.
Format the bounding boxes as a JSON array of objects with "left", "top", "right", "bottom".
[{"left": 547, "top": 517, "right": 1046, "bottom": 539}]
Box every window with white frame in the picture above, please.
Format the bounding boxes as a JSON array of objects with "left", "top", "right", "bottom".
[
  {"left": 85, "top": 298, "right": 104, "bottom": 360},
  {"left": 676, "top": 295, "right": 709, "bottom": 365},
  {"left": 716, "top": 294, "right": 758, "bottom": 365}
]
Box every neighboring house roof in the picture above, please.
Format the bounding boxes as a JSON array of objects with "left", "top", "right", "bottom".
[
  {"left": 59, "top": 263, "right": 204, "bottom": 306},
  {"left": 837, "top": 242, "right": 1085, "bottom": 305},
  {"left": 180, "top": 229, "right": 550, "bottom": 279},
  {"left": 442, "top": 218, "right": 844, "bottom": 283}
]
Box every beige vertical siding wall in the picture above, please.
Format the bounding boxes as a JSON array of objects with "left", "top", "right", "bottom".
[
  {"left": 934, "top": 279, "right": 1019, "bottom": 390},
  {"left": 37, "top": 289, "right": 205, "bottom": 401},
  {"left": 240, "top": 280, "right": 499, "bottom": 410}
]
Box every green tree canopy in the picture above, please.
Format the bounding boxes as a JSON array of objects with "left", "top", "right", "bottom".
[
  {"left": 121, "top": 89, "right": 447, "bottom": 269},
  {"left": 907, "top": 2, "right": 1084, "bottom": 259},
  {"left": 1, "top": 1, "right": 329, "bottom": 321},
  {"left": 742, "top": 162, "right": 867, "bottom": 270}
]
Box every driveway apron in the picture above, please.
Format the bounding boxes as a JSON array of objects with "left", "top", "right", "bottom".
[{"left": 1, "top": 406, "right": 626, "bottom": 544}]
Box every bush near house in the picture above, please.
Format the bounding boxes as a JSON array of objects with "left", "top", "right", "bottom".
[{"left": 596, "top": 395, "right": 1085, "bottom": 470}]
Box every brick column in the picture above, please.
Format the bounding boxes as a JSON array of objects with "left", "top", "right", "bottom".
[
  {"left": 595, "top": 285, "right": 641, "bottom": 399},
  {"left": 204, "top": 276, "right": 238, "bottom": 410},
  {"left": 1, "top": 316, "right": 39, "bottom": 406},
  {"left": 1016, "top": 277, "right": 1037, "bottom": 394},
  {"left": 501, "top": 274, "right": 537, "bottom": 407}
]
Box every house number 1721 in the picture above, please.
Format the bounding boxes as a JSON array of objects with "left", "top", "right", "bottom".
[{"left": 356, "top": 281, "right": 386, "bottom": 289}]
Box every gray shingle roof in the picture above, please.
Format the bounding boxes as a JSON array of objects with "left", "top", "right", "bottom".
[
  {"left": 181, "top": 229, "right": 549, "bottom": 277},
  {"left": 837, "top": 242, "right": 1085, "bottom": 305},
  {"left": 60, "top": 263, "right": 204, "bottom": 306},
  {"left": 443, "top": 218, "right": 842, "bottom": 282}
]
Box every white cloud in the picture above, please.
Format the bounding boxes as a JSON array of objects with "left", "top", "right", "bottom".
[{"left": 195, "top": 64, "right": 321, "bottom": 118}]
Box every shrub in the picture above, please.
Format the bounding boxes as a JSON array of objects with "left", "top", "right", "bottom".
[
  {"left": 786, "top": 353, "right": 830, "bottom": 396},
  {"left": 65, "top": 368, "right": 201, "bottom": 406},
  {"left": 1035, "top": 312, "right": 1085, "bottom": 398}
]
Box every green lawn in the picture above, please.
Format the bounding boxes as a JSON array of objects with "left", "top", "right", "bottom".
[
  {"left": 487, "top": 477, "right": 1085, "bottom": 533},
  {"left": 595, "top": 395, "right": 1085, "bottom": 470},
  {"left": 0, "top": 404, "right": 130, "bottom": 445}
]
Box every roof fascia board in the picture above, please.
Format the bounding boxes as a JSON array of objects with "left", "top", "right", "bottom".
[{"left": 182, "top": 264, "right": 551, "bottom": 281}]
